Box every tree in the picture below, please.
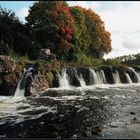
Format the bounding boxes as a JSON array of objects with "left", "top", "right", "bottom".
[
  {"left": 26, "top": 1, "right": 112, "bottom": 61},
  {"left": 70, "top": 6, "right": 112, "bottom": 59},
  {"left": 0, "top": 7, "right": 41, "bottom": 59},
  {"left": 26, "top": 1, "right": 76, "bottom": 60}
]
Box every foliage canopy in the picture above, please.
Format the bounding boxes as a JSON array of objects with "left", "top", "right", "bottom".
[{"left": 0, "top": 1, "right": 112, "bottom": 64}]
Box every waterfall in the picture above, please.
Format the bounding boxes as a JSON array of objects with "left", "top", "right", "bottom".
[
  {"left": 78, "top": 74, "right": 86, "bottom": 87},
  {"left": 112, "top": 70, "right": 121, "bottom": 84},
  {"left": 89, "top": 69, "right": 106, "bottom": 84},
  {"left": 125, "top": 73, "right": 132, "bottom": 84},
  {"left": 57, "top": 67, "right": 140, "bottom": 88},
  {"left": 89, "top": 69, "right": 99, "bottom": 84},
  {"left": 58, "top": 68, "right": 70, "bottom": 88},
  {"left": 73, "top": 69, "right": 86, "bottom": 87},
  {"left": 14, "top": 67, "right": 35, "bottom": 97},
  {"left": 96, "top": 70, "right": 107, "bottom": 84},
  {"left": 128, "top": 67, "right": 140, "bottom": 83}
]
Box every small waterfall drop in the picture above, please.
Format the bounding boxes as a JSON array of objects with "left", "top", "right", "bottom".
[
  {"left": 14, "top": 67, "right": 35, "bottom": 97},
  {"left": 78, "top": 74, "right": 86, "bottom": 87},
  {"left": 125, "top": 73, "right": 132, "bottom": 84},
  {"left": 58, "top": 68, "right": 70, "bottom": 88},
  {"left": 89, "top": 69, "right": 99, "bottom": 84},
  {"left": 89, "top": 69, "right": 106, "bottom": 84},
  {"left": 96, "top": 70, "right": 107, "bottom": 84},
  {"left": 112, "top": 70, "right": 121, "bottom": 84},
  {"left": 73, "top": 69, "right": 86, "bottom": 87},
  {"left": 128, "top": 67, "right": 140, "bottom": 83}
]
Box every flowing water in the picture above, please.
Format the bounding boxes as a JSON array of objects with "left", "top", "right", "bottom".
[
  {"left": 125, "top": 73, "right": 133, "bottom": 84},
  {"left": 128, "top": 67, "right": 140, "bottom": 83},
  {"left": 112, "top": 71, "right": 121, "bottom": 84},
  {"left": 1, "top": 67, "right": 140, "bottom": 138}
]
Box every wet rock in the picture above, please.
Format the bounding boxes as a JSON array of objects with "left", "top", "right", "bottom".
[
  {"left": 133, "top": 117, "right": 137, "bottom": 121},
  {"left": 130, "top": 117, "right": 140, "bottom": 124},
  {"left": 130, "top": 112, "right": 136, "bottom": 115}
]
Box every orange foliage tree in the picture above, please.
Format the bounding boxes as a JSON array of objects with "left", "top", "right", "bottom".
[
  {"left": 70, "top": 6, "right": 112, "bottom": 58},
  {"left": 26, "top": 1, "right": 76, "bottom": 60},
  {"left": 26, "top": 1, "right": 112, "bottom": 61}
]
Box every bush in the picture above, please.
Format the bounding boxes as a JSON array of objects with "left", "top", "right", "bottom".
[
  {"left": 0, "top": 40, "right": 10, "bottom": 55},
  {"left": 91, "top": 58, "right": 103, "bottom": 66},
  {"left": 104, "top": 58, "right": 121, "bottom": 66}
]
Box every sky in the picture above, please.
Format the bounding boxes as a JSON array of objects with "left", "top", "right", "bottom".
[{"left": 0, "top": 1, "right": 140, "bottom": 59}]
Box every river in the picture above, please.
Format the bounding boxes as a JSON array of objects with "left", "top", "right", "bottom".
[{"left": 0, "top": 84, "right": 140, "bottom": 138}]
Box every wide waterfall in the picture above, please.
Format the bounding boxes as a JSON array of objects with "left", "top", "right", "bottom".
[
  {"left": 125, "top": 73, "right": 133, "bottom": 84},
  {"left": 57, "top": 67, "right": 140, "bottom": 88},
  {"left": 14, "top": 67, "right": 35, "bottom": 97},
  {"left": 128, "top": 67, "right": 140, "bottom": 83},
  {"left": 58, "top": 68, "right": 108, "bottom": 87}
]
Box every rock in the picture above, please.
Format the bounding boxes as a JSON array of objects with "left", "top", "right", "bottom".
[
  {"left": 130, "top": 112, "right": 136, "bottom": 115},
  {"left": 0, "top": 55, "right": 16, "bottom": 73},
  {"left": 133, "top": 117, "right": 137, "bottom": 121},
  {"left": 30, "top": 71, "right": 49, "bottom": 96},
  {"left": 38, "top": 49, "right": 56, "bottom": 62},
  {"left": 0, "top": 55, "right": 18, "bottom": 95}
]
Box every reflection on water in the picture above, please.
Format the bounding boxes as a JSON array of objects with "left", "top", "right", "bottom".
[{"left": 0, "top": 84, "right": 140, "bottom": 138}]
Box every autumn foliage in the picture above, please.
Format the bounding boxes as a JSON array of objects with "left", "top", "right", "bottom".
[{"left": 25, "top": 1, "right": 112, "bottom": 61}]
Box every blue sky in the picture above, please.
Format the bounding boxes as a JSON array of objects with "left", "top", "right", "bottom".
[
  {"left": 0, "top": 1, "right": 34, "bottom": 21},
  {"left": 0, "top": 1, "right": 140, "bottom": 58}
]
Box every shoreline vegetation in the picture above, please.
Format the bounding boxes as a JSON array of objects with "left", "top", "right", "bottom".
[
  {"left": 0, "top": 1, "right": 139, "bottom": 69},
  {"left": 0, "top": 1, "right": 140, "bottom": 96}
]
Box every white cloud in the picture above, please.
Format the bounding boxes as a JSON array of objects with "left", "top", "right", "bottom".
[
  {"left": 68, "top": 1, "right": 101, "bottom": 10},
  {"left": 17, "top": 7, "right": 29, "bottom": 22},
  {"left": 122, "top": 37, "right": 140, "bottom": 50},
  {"left": 68, "top": 1, "right": 140, "bottom": 58},
  {"left": 99, "top": 2, "right": 140, "bottom": 33},
  {"left": 98, "top": 2, "right": 140, "bottom": 58},
  {"left": 15, "top": 2, "right": 140, "bottom": 58},
  {"left": 19, "top": 7, "right": 29, "bottom": 17}
]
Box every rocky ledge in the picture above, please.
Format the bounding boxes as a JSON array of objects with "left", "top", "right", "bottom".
[{"left": 0, "top": 55, "right": 16, "bottom": 73}]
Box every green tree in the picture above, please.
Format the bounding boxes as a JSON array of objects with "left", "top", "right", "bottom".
[
  {"left": 0, "top": 7, "right": 41, "bottom": 59},
  {"left": 70, "top": 6, "right": 112, "bottom": 59}
]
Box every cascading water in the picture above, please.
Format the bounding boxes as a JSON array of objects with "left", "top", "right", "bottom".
[
  {"left": 89, "top": 69, "right": 107, "bottom": 85},
  {"left": 58, "top": 68, "right": 70, "bottom": 88},
  {"left": 101, "top": 70, "right": 107, "bottom": 84},
  {"left": 57, "top": 67, "right": 140, "bottom": 87},
  {"left": 14, "top": 67, "right": 35, "bottom": 97},
  {"left": 125, "top": 73, "right": 132, "bottom": 84},
  {"left": 89, "top": 69, "right": 99, "bottom": 84},
  {"left": 128, "top": 67, "right": 140, "bottom": 83},
  {"left": 96, "top": 70, "right": 107, "bottom": 84},
  {"left": 72, "top": 68, "right": 86, "bottom": 87},
  {"left": 78, "top": 74, "right": 86, "bottom": 87},
  {"left": 112, "top": 70, "right": 121, "bottom": 84}
]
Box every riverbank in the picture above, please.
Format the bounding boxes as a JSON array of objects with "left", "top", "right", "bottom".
[{"left": 1, "top": 54, "right": 140, "bottom": 96}]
